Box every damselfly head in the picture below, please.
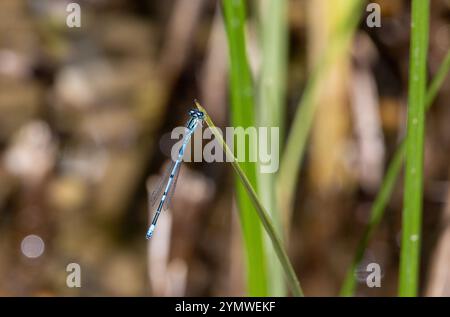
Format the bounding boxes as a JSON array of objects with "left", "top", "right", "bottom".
[{"left": 188, "top": 109, "right": 205, "bottom": 120}]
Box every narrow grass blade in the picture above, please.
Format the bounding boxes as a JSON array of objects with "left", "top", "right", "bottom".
[
  {"left": 196, "top": 101, "right": 304, "bottom": 297},
  {"left": 340, "top": 143, "right": 405, "bottom": 296},
  {"left": 399, "top": 0, "right": 430, "bottom": 297},
  {"left": 276, "top": 0, "right": 364, "bottom": 232},
  {"left": 222, "top": 0, "right": 267, "bottom": 296},
  {"left": 425, "top": 51, "right": 450, "bottom": 109},
  {"left": 256, "top": 0, "right": 288, "bottom": 296}
]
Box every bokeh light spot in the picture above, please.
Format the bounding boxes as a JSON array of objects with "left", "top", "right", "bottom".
[{"left": 21, "top": 234, "right": 45, "bottom": 259}]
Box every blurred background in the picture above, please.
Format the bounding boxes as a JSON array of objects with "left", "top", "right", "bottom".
[{"left": 0, "top": 0, "right": 449, "bottom": 296}]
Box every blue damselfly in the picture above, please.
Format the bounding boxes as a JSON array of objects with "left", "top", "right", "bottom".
[{"left": 146, "top": 109, "right": 205, "bottom": 239}]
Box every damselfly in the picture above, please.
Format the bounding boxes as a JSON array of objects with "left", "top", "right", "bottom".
[{"left": 146, "top": 108, "right": 205, "bottom": 239}]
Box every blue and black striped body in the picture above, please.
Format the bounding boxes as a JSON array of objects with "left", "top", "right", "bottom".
[{"left": 146, "top": 109, "right": 204, "bottom": 239}]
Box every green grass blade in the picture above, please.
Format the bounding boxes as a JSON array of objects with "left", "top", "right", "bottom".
[
  {"left": 277, "top": 0, "right": 364, "bottom": 231},
  {"left": 399, "top": 0, "right": 430, "bottom": 297},
  {"left": 222, "top": 0, "right": 267, "bottom": 296},
  {"left": 340, "top": 143, "right": 405, "bottom": 296},
  {"left": 340, "top": 48, "right": 450, "bottom": 296},
  {"left": 195, "top": 101, "right": 304, "bottom": 297},
  {"left": 426, "top": 51, "right": 450, "bottom": 110},
  {"left": 256, "top": 0, "right": 288, "bottom": 296}
]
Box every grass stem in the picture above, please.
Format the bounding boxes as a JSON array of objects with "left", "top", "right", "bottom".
[
  {"left": 277, "top": 0, "right": 364, "bottom": 233},
  {"left": 340, "top": 48, "right": 449, "bottom": 297},
  {"left": 256, "top": 0, "right": 288, "bottom": 296},
  {"left": 196, "top": 101, "right": 304, "bottom": 297},
  {"left": 398, "top": 0, "right": 430, "bottom": 296},
  {"left": 222, "top": 0, "right": 267, "bottom": 296}
]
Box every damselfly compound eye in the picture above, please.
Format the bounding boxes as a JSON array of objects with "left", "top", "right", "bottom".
[{"left": 188, "top": 109, "right": 204, "bottom": 119}]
